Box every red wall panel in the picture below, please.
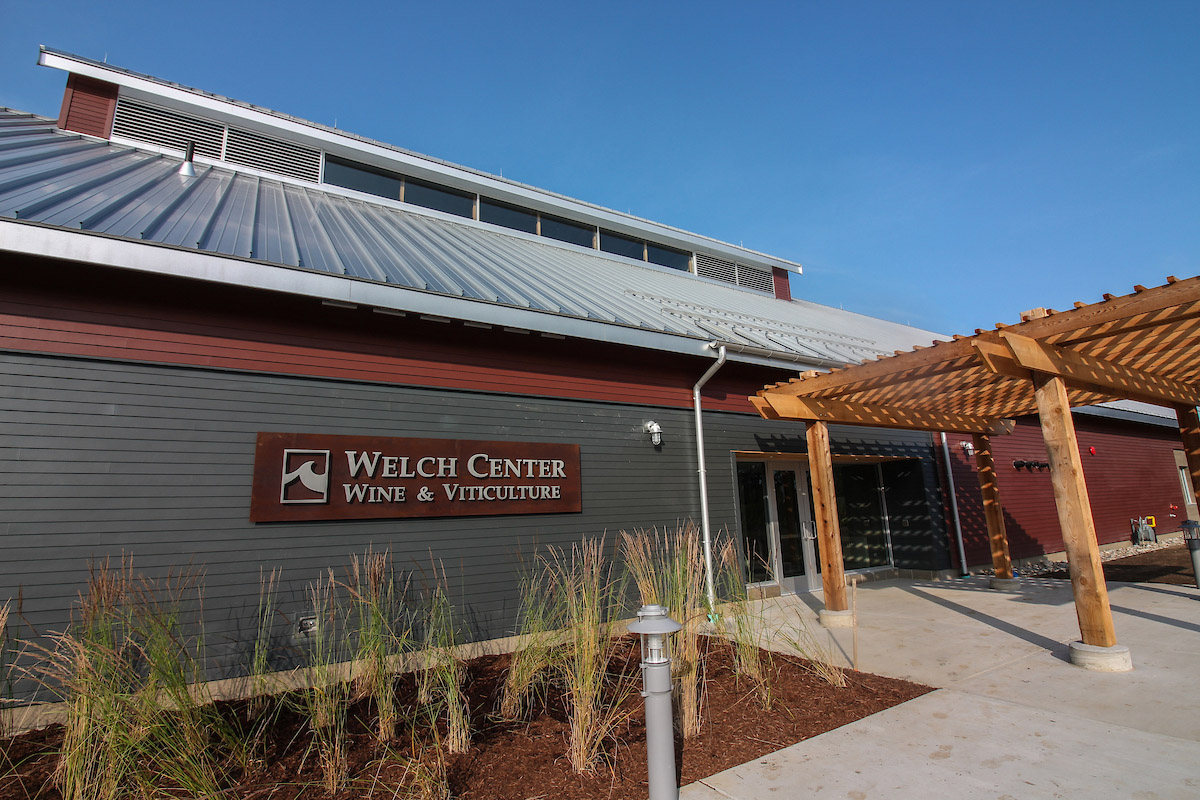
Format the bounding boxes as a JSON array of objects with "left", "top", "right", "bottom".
[
  {"left": 944, "top": 416, "right": 1186, "bottom": 568},
  {"left": 772, "top": 267, "right": 792, "bottom": 301},
  {"left": 57, "top": 75, "right": 119, "bottom": 139}
]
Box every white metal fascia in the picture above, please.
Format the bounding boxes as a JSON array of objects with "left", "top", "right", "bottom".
[
  {"left": 0, "top": 218, "right": 825, "bottom": 369},
  {"left": 39, "top": 48, "right": 802, "bottom": 274}
]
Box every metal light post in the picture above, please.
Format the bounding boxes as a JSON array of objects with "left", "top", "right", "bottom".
[
  {"left": 628, "top": 604, "right": 682, "bottom": 800},
  {"left": 1183, "top": 520, "right": 1200, "bottom": 589}
]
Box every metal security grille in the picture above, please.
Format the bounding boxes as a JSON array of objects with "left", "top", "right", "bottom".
[
  {"left": 112, "top": 98, "right": 225, "bottom": 159},
  {"left": 695, "top": 253, "right": 737, "bottom": 283},
  {"left": 695, "top": 253, "right": 773, "bottom": 293},
  {"left": 111, "top": 98, "right": 320, "bottom": 183},
  {"left": 736, "top": 265, "right": 774, "bottom": 293},
  {"left": 225, "top": 127, "right": 320, "bottom": 183}
]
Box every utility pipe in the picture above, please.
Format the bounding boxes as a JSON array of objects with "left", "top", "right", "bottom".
[
  {"left": 694, "top": 343, "right": 727, "bottom": 610},
  {"left": 940, "top": 432, "right": 970, "bottom": 577}
]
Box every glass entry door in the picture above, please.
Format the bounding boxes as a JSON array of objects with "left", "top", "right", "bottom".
[{"left": 736, "top": 461, "right": 821, "bottom": 594}]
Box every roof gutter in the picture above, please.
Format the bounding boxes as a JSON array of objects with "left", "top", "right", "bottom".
[
  {"left": 713, "top": 340, "right": 849, "bottom": 370},
  {"left": 694, "top": 342, "right": 727, "bottom": 611}
]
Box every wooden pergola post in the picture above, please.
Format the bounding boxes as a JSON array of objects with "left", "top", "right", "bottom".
[
  {"left": 806, "top": 420, "right": 849, "bottom": 614},
  {"left": 971, "top": 432, "right": 1015, "bottom": 581},
  {"left": 1033, "top": 373, "right": 1117, "bottom": 648},
  {"left": 1176, "top": 405, "right": 1200, "bottom": 502}
]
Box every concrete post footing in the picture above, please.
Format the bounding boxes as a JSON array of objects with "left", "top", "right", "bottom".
[
  {"left": 989, "top": 577, "right": 1021, "bottom": 591},
  {"left": 1068, "top": 641, "right": 1133, "bottom": 672},
  {"left": 818, "top": 608, "right": 853, "bottom": 628}
]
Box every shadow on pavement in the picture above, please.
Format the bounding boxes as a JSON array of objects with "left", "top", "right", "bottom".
[{"left": 902, "top": 585, "right": 1071, "bottom": 660}]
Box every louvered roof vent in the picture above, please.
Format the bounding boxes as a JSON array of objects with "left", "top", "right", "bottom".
[
  {"left": 111, "top": 97, "right": 320, "bottom": 183},
  {"left": 695, "top": 253, "right": 773, "bottom": 294}
]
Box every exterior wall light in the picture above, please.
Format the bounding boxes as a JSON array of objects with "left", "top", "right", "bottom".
[
  {"left": 295, "top": 615, "right": 318, "bottom": 639},
  {"left": 627, "top": 604, "right": 682, "bottom": 800},
  {"left": 960, "top": 440, "right": 975, "bottom": 457},
  {"left": 644, "top": 420, "right": 663, "bottom": 446}
]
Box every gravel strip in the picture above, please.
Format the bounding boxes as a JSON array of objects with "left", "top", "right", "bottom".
[{"left": 979, "top": 538, "right": 1186, "bottom": 577}]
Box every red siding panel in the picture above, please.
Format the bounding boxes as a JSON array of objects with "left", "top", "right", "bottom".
[
  {"left": 946, "top": 417, "right": 1186, "bottom": 568},
  {"left": 772, "top": 267, "right": 792, "bottom": 301},
  {"left": 57, "top": 75, "right": 119, "bottom": 139}
]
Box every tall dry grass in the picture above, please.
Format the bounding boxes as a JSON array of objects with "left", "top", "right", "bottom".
[
  {"left": 297, "top": 569, "right": 350, "bottom": 794},
  {"left": 716, "top": 540, "right": 772, "bottom": 708},
  {"left": 344, "top": 548, "right": 410, "bottom": 741},
  {"left": 776, "top": 608, "right": 846, "bottom": 687},
  {"left": 40, "top": 560, "right": 226, "bottom": 800},
  {"left": 416, "top": 576, "right": 470, "bottom": 754},
  {"left": 0, "top": 600, "right": 12, "bottom": 738},
  {"left": 497, "top": 565, "right": 559, "bottom": 720},
  {"left": 620, "top": 525, "right": 708, "bottom": 738},
  {"left": 544, "top": 538, "right": 637, "bottom": 775},
  {"left": 249, "top": 567, "right": 281, "bottom": 701}
]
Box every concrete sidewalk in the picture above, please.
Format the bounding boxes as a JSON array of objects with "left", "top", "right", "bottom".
[{"left": 683, "top": 575, "right": 1200, "bottom": 799}]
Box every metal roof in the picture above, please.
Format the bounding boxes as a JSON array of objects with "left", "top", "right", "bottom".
[
  {"left": 39, "top": 46, "right": 802, "bottom": 274},
  {"left": 0, "top": 109, "right": 943, "bottom": 368}
]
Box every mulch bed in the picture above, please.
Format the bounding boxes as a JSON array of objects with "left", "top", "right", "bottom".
[
  {"left": 1037, "top": 541, "right": 1197, "bottom": 586},
  {"left": 1, "top": 636, "right": 932, "bottom": 800}
]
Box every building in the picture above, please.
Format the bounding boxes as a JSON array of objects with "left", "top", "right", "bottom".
[{"left": 0, "top": 48, "right": 1192, "bottom": 679}]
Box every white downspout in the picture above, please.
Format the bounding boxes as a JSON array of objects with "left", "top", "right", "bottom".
[
  {"left": 940, "top": 432, "right": 970, "bottom": 577},
  {"left": 694, "top": 343, "right": 727, "bottom": 610}
]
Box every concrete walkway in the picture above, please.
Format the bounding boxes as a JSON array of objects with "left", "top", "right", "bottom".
[{"left": 683, "top": 575, "right": 1200, "bottom": 799}]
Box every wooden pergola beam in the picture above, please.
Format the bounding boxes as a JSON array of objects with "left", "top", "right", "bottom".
[
  {"left": 1000, "top": 332, "right": 1200, "bottom": 408},
  {"left": 1034, "top": 373, "right": 1117, "bottom": 648},
  {"left": 972, "top": 433, "right": 1014, "bottom": 580},
  {"left": 806, "top": 420, "right": 848, "bottom": 612},
  {"left": 758, "top": 393, "right": 1015, "bottom": 435},
  {"left": 1177, "top": 405, "right": 1200, "bottom": 504},
  {"left": 762, "top": 338, "right": 977, "bottom": 398},
  {"left": 1017, "top": 275, "right": 1200, "bottom": 344}
]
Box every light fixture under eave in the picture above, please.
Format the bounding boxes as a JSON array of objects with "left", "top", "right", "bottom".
[{"left": 644, "top": 420, "right": 663, "bottom": 446}]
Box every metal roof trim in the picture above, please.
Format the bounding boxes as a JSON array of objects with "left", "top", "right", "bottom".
[
  {"left": 39, "top": 47, "right": 802, "bottom": 274},
  {"left": 0, "top": 217, "right": 824, "bottom": 368},
  {"left": 1073, "top": 402, "right": 1177, "bottom": 429}
]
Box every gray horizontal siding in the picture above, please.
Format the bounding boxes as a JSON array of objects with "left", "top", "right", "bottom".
[{"left": 0, "top": 351, "right": 947, "bottom": 691}]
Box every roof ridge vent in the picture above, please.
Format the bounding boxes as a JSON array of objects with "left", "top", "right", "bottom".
[
  {"left": 695, "top": 252, "right": 772, "bottom": 293},
  {"left": 111, "top": 97, "right": 319, "bottom": 183}
]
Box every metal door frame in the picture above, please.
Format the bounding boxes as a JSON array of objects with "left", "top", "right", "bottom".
[{"left": 766, "top": 460, "right": 821, "bottom": 594}]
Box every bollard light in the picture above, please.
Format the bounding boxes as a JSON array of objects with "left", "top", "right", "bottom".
[
  {"left": 627, "top": 604, "right": 682, "bottom": 800},
  {"left": 631, "top": 603, "right": 679, "bottom": 663}
]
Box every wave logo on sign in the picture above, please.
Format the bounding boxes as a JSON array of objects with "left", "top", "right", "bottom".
[{"left": 280, "top": 449, "right": 330, "bottom": 504}]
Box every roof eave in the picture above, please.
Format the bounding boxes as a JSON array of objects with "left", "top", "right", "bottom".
[{"left": 0, "top": 218, "right": 821, "bottom": 370}]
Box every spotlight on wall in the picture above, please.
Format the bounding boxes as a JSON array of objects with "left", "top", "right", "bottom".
[
  {"left": 644, "top": 420, "right": 663, "bottom": 447},
  {"left": 960, "top": 441, "right": 975, "bottom": 457}
]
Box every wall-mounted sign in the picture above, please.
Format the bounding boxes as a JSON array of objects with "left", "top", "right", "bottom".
[{"left": 250, "top": 433, "right": 581, "bottom": 522}]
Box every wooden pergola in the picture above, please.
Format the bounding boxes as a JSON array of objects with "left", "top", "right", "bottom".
[{"left": 751, "top": 275, "right": 1200, "bottom": 659}]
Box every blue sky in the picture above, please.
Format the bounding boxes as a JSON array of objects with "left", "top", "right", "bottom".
[{"left": 2, "top": 1, "right": 1196, "bottom": 336}]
